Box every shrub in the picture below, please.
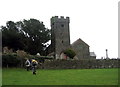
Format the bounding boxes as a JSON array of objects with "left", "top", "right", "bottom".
[
  {"left": 2, "top": 54, "right": 21, "bottom": 67},
  {"left": 63, "top": 48, "right": 76, "bottom": 59}
]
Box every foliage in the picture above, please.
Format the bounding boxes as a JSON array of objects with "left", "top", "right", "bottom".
[
  {"left": 2, "top": 53, "right": 45, "bottom": 68},
  {"left": 63, "top": 48, "right": 76, "bottom": 59},
  {"left": 1, "top": 21, "right": 24, "bottom": 51},
  {"left": 1, "top": 19, "right": 51, "bottom": 55},
  {"left": 2, "top": 54, "right": 21, "bottom": 67}
]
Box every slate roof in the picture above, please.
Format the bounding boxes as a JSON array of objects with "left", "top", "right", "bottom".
[
  {"left": 71, "top": 38, "right": 89, "bottom": 47},
  {"left": 90, "top": 52, "right": 96, "bottom": 57}
]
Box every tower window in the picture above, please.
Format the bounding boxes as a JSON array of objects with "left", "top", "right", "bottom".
[
  {"left": 62, "top": 40, "right": 63, "bottom": 43},
  {"left": 52, "top": 23, "right": 54, "bottom": 26},
  {"left": 61, "top": 24, "right": 64, "bottom": 27}
]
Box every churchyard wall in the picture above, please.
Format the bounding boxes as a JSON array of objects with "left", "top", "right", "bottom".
[
  {"left": 2, "top": 53, "right": 119, "bottom": 69},
  {"left": 43, "top": 59, "right": 119, "bottom": 69}
]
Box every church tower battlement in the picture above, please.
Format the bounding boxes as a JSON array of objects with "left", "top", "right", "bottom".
[
  {"left": 51, "top": 16, "right": 70, "bottom": 23},
  {"left": 51, "top": 16, "right": 70, "bottom": 59}
]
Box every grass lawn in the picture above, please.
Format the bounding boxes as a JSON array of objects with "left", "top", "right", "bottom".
[{"left": 2, "top": 68, "right": 118, "bottom": 85}]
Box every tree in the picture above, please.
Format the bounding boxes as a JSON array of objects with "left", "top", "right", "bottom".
[
  {"left": 1, "top": 21, "right": 24, "bottom": 51},
  {"left": 1, "top": 19, "right": 51, "bottom": 55},
  {"left": 63, "top": 48, "right": 76, "bottom": 59},
  {"left": 18, "top": 19, "right": 51, "bottom": 55}
]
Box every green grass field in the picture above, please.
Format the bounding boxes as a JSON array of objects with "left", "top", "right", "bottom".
[{"left": 2, "top": 68, "right": 118, "bottom": 85}]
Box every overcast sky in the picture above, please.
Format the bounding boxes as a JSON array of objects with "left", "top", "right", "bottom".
[{"left": 0, "top": 0, "right": 119, "bottom": 58}]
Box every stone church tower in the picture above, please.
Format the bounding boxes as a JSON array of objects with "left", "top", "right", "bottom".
[{"left": 51, "top": 16, "right": 70, "bottom": 59}]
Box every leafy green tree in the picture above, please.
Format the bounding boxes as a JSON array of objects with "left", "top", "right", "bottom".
[
  {"left": 1, "top": 21, "right": 24, "bottom": 51},
  {"left": 17, "top": 19, "right": 51, "bottom": 55},
  {"left": 1, "top": 19, "right": 51, "bottom": 55},
  {"left": 64, "top": 48, "right": 76, "bottom": 59}
]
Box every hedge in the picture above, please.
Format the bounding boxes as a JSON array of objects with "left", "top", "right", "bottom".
[{"left": 2, "top": 54, "right": 21, "bottom": 67}]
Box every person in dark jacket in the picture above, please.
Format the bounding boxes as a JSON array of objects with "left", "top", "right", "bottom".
[{"left": 31, "top": 59, "right": 38, "bottom": 75}]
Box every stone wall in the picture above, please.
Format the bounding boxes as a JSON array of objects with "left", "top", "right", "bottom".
[
  {"left": 71, "top": 38, "right": 90, "bottom": 59},
  {"left": 42, "top": 59, "right": 119, "bottom": 69}
]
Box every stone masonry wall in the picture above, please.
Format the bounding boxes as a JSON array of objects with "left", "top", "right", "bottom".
[
  {"left": 42, "top": 59, "right": 119, "bottom": 69},
  {"left": 51, "top": 16, "right": 70, "bottom": 59}
]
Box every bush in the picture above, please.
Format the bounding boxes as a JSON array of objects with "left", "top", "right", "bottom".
[
  {"left": 63, "top": 48, "right": 76, "bottom": 59},
  {"left": 2, "top": 54, "right": 21, "bottom": 67}
]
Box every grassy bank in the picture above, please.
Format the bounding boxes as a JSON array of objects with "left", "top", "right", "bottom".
[{"left": 2, "top": 68, "right": 118, "bottom": 85}]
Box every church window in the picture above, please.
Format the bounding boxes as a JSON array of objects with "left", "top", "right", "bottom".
[
  {"left": 61, "top": 24, "right": 64, "bottom": 27},
  {"left": 62, "top": 40, "right": 63, "bottom": 43}
]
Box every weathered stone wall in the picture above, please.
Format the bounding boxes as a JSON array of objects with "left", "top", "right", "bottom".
[
  {"left": 42, "top": 59, "right": 119, "bottom": 69},
  {"left": 71, "top": 39, "right": 90, "bottom": 59}
]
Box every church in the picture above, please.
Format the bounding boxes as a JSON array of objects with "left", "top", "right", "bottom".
[{"left": 46, "top": 16, "right": 96, "bottom": 59}]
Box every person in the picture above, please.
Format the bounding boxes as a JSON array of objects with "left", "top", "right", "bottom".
[
  {"left": 25, "top": 58, "right": 31, "bottom": 71},
  {"left": 31, "top": 59, "right": 38, "bottom": 75}
]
